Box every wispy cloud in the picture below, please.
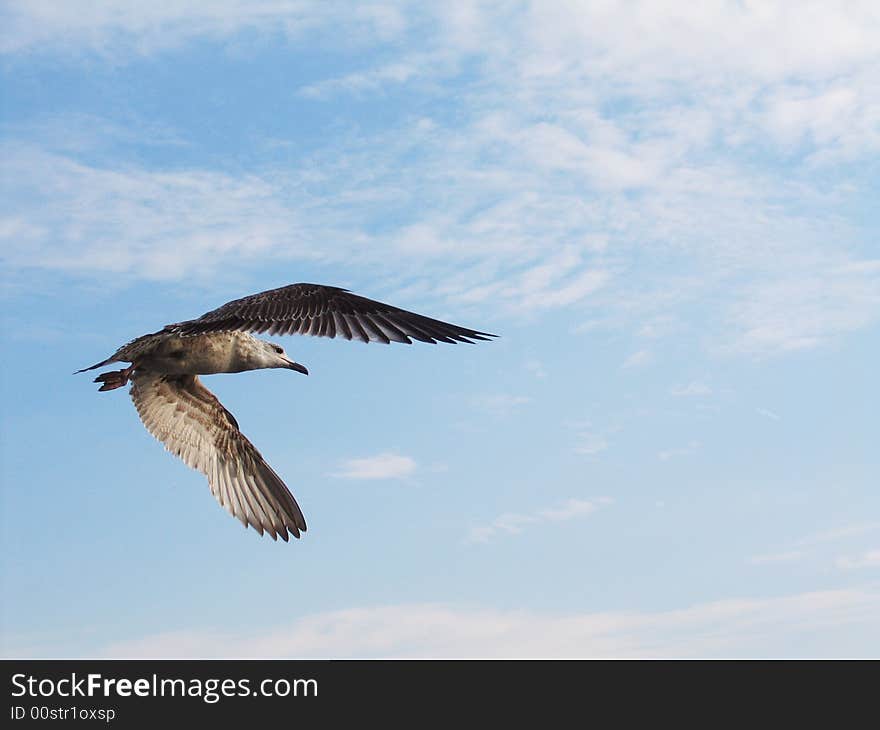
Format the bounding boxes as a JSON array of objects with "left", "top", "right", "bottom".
[
  {"left": 330, "top": 453, "right": 417, "bottom": 480},
  {"left": 725, "top": 265, "right": 880, "bottom": 355},
  {"left": 756, "top": 407, "right": 782, "bottom": 421},
  {"left": 658, "top": 441, "right": 699, "bottom": 461},
  {"left": 636, "top": 316, "right": 681, "bottom": 340},
  {"left": 3, "top": 2, "right": 879, "bottom": 357},
  {"left": 796, "top": 522, "right": 880, "bottom": 548},
  {"left": 298, "top": 54, "right": 441, "bottom": 99},
  {"left": 0, "top": 1, "right": 411, "bottom": 57},
  {"left": 837, "top": 550, "right": 880, "bottom": 571},
  {"left": 621, "top": 350, "right": 653, "bottom": 369},
  {"left": 570, "top": 421, "right": 613, "bottom": 457},
  {"left": 91, "top": 586, "right": 880, "bottom": 658},
  {"left": 573, "top": 433, "right": 608, "bottom": 457},
  {"left": 750, "top": 550, "right": 806, "bottom": 566},
  {"left": 670, "top": 382, "right": 712, "bottom": 397},
  {"left": 466, "top": 497, "right": 612, "bottom": 545},
  {"left": 749, "top": 523, "right": 880, "bottom": 569},
  {"left": 472, "top": 394, "right": 532, "bottom": 416},
  {"left": 0, "top": 145, "right": 309, "bottom": 284}
]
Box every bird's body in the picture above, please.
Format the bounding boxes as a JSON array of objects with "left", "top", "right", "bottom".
[
  {"left": 77, "top": 282, "right": 495, "bottom": 542},
  {"left": 98, "top": 330, "right": 301, "bottom": 376}
]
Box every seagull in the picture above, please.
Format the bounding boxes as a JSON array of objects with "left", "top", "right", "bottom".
[{"left": 76, "top": 283, "right": 496, "bottom": 542}]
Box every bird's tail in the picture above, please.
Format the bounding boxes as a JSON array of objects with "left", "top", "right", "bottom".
[
  {"left": 73, "top": 355, "right": 118, "bottom": 375},
  {"left": 92, "top": 368, "right": 132, "bottom": 391}
]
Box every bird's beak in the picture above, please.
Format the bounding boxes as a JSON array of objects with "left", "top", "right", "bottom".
[{"left": 283, "top": 358, "right": 309, "bottom": 375}]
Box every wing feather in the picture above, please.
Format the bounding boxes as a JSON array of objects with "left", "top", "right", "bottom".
[
  {"left": 130, "top": 371, "right": 306, "bottom": 540},
  {"left": 171, "top": 283, "right": 496, "bottom": 345}
]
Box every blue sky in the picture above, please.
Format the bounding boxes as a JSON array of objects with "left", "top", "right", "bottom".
[{"left": 1, "top": 1, "right": 879, "bottom": 658}]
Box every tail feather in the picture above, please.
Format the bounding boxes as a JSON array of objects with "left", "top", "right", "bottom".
[{"left": 73, "top": 356, "right": 118, "bottom": 375}]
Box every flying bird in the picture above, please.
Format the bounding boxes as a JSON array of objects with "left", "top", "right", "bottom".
[{"left": 76, "top": 283, "right": 495, "bottom": 542}]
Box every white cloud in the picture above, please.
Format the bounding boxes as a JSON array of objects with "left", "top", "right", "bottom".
[
  {"left": 0, "top": 137, "right": 612, "bottom": 319},
  {"left": 573, "top": 432, "right": 608, "bottom": 457},
  {"left": 298, "top": 54, "right": 442, "bottom": 99},
  {"left": 570, "top": 419, "right": 621, "bottom": 457},
  {"left": 3, "top": 2, "right": 879, "bottom": 357},
  {"left": 725, "top": 264, "right": 880, "bottom": 355},
  {"left": 747, "top": 523, "right": 880, "bottom": 571},
  {"left": 92, "top": 586, "right": 880, "bottom": 658},
  {"left": 472, "top": 394, "right": 532, "bottom": 416},
  {"left": 330, "top": 453, "right": 416, "bottom": 480},
  {"left": 538, "top": 498, "right": 609, "bottom": 522},
  {"left": 636, "top": 316, "right": 681, "bottom": 340},
  {"left": 837, "top": 550, "right": 880, "bottom": 570},
  {"left": 466, "top": 497, "right": 611, "bottom": 544},
  {"left": 750, "top": 551, "right": 806, "bottom": 566},
  {"left": 7, "top": 2, "right": 879, "bottom": 97},
  {"left": 459, "top": 245, "right": 609, "bottom": 314},
  {"left": 756, "top": 407, "right": 781, "bottom": 421},
  {"left": 0, "top": 0, "right": 411, "bottom": 56},
  {"left": 796, "top": 522, "right": 880, "bottom": 547},
  {"left": 658, "top": 441, "right": 699, "bottom": 461},
  {"left": 0, "top": 145, "right": 310, "bottom": 283},
  {"left": 622, "top": 350, "right": 653, "bottom": 369},
  {"left": 670, "top": 381, "right": 712, "bottom": 397}
]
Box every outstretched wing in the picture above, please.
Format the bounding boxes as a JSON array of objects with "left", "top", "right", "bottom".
[
  {"left": 130, "top": 371, "right": 306, "bottom": 541},
  {"left": 172, "top": 283, "right": 496, "bottom": 344}
]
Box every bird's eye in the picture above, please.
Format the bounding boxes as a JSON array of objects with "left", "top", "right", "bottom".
[{"left": 273, "top": 345, "right": 283, "bottom": 354}]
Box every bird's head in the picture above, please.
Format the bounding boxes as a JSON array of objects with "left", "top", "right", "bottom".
[{"left": 260, "top": 341, "right": 309, "bottom": 375}]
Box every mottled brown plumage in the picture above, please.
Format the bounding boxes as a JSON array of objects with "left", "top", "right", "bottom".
[
  {"left": 77, "top": 283, "right": 496, "bottom": 541},
  {"left": 131, "top": 371, "right": 306, "bottom": 540}
]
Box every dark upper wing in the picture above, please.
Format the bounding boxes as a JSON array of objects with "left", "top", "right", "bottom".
[{"left": 171, "top": 283, "right": 497, "bottom": 344}]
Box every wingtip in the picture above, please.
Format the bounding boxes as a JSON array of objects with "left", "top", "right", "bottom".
[{"left": 456, "top": 331, "right": 498, "bottom": 344}]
